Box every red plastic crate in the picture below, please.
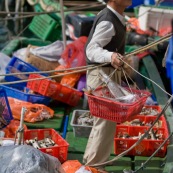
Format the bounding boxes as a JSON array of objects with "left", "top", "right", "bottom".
[
  {"left": 114, "top": 125, "right": 169, "bottom": 157},
  {"left": 120, "top": 115, "right": 167, "bottom": 129},
  {"left": 139, "top": 105, "right": 162, "bottom": 116},
  {"left": 39, "top": 79, "right": 60, "bottom": 98},
  {"left": 27, "top": 74, "right": 42, "bottom": 92},
  {"left": 24, "top": 129, "right": 69, "bottom": 163},
  {"left": 67, "top": 89, "right": 83, "bottom": 106},
  {"left": 27, "top": 74, "right": 82, "bottom": 106},
  {"left": 27, "top": 74, "right": 58, "bottom": 97},
  {"left": 54, "top": 87, "right": 83, "bottom": 106}
]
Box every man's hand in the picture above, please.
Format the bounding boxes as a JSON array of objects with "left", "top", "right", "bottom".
[{"left": 111, "top": 53, "right": 124, "bottom": 69}]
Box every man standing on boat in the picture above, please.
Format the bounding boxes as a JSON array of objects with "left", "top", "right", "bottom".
[{"left": 83, "top": 0, "right": 132, "bottom": 172}]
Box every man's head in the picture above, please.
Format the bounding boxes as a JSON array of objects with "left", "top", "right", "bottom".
[
  {"left": 105, "top": 0, "right": 132, "bottom": 7},
  {"left": 105, "top": 0, "right": 132, "bottom": 14}
]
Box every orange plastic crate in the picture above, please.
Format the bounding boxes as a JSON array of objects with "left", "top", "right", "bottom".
[
  {"left": 24, "top": 129, "right": 69, "bottom": 163},
  {"left": 27, "top": 74, "right": 82, "bottom": 106},
  {"left": 114, "top": 124, "right": 169, "bottom": 157}
]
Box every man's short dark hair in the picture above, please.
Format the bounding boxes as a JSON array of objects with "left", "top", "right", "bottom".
[{"left": 104, "top": 0, "right": 109, "bottom": 3}]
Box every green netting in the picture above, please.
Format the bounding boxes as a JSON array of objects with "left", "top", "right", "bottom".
[{"left": 2, "top": 37, "right": 51, "bottom": 56}]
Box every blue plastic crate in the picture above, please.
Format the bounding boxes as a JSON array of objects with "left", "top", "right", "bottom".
[
  {"left": 166, "top": 36, "right": 173, "bottom": 77},
  {"left": 166, "top": 36, "right": 173, "bottom": 93},
  {"left": 127, "top": 0, "right": 144, "bottom": 8},
  {"left": 4, "top": 56, "right": 47, "bottom": 87},
  {"left": 144, "top": 0, "right": 155, "bottom": 5},
  {"left": 160, "top": 0, "right": 173, "bottom": 7},
  {"left": 0, "top": 85, "right": 51, "bottom": 105},
  {"left": 0, "top": 88, "right": 13, "bottom": 129}
]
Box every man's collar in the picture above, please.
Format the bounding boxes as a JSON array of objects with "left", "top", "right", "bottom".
[{"left": 107, "top": 5, "right": 125, "bottom": 25}]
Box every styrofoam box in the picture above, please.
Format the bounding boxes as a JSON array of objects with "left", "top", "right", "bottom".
[
  {"left": 70, "top": 110, "right": 92, "bottom": 138},
  {"left": 138, "top": 6, "right": 173, "bottom": 31}
]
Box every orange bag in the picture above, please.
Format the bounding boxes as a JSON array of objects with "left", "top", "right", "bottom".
[
  {"left": 8, "top": 97, "right": 54, "bottom": 123},
  {"left": 62, "top": 160, "right": 99, "bottom": 173},
  {"left": 62, "top": 160, "right": 82, "bottom": 173},
  {"left": 55, "top": 65, "right": 81, "bottom": 88},
  {"left": 3, "top": 119, "right": 28, "bottom": 138},
  {"left": 127, "top": 17, "right": 153, "bottom": 36}
]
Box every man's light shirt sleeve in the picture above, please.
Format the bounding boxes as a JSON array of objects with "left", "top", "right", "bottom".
[{"left": 86, "top": 21, "right": 115, "bottom": 63}]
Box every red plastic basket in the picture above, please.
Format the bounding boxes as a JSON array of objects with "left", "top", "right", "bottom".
[
  {"left": 114, "top": 124, "right": 169, "bottom": 157},
  {"left": 24, "top": 129, "right": 69, "bottom": 163},
  {"left": 120, "top": 115, "right": 167, "bottom": 128},
  {"left": 85, "top": 87, "right": 151, "bottom": 123},
  {"left": 27, "top": 74, "right": 82, "bottom": 106}
]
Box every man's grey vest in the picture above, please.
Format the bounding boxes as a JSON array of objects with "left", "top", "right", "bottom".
[{"left": 85, "top": 7, "right": 126, "bottom": 65}]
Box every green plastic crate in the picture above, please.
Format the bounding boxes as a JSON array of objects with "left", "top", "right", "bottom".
[{"left": 29, "top": 14, "right": 62, "bottom": 42}]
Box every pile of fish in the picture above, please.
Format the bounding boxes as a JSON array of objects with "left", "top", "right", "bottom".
[
  {"left": 122, "top": 118, "right": 162, "bottom": 128},
  {"left": 139, "top": 106, "right": 160, "bottom": 115},
  {"left": 77, "top": 112, "right": 94, "bottom": 126},
  {"left": 117, "top": 129, "right": 164, "bottom": 140},
  {"left": 25, "top": 137, "right": 57, "bottom": 149}
]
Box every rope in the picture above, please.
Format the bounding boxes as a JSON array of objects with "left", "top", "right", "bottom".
[
  {"left": 1, "top": 1, "right": 171, "bottom": 168},
  {"left": 0, "top": 33, "right": 171, "bottom": 77},
  {"left": 88, "top": 95, "right": 173, "bottom": 167},
  {"left": 133, "top": 133, "right": 173, "bottom": 173},
  {"left": 0, "top": 64, "right": 96, "bottom": 77},
  {"left": 119, "top": 57, "right": 172, "bottom": 97},
  {"left": 0, "top": 3, "right": 105, "bottom": 21},
  {"left": 0, "top": 0, "right": 165, "bottom": 21},
  {"left": 91, "top": 68, "right": 118, "bottom": 92},
  {"left": 125, "top": 33, "right": 172, "bottom": 57},
  {"left": 0, "top": 33, "right": 172, "bottom": 98},
  {"left": 0, "top": 63, "right": 108, "bottom": 85}
]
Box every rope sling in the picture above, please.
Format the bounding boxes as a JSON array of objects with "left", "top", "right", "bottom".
[{"left": 0, "top": 1, "right": 173, "bottom": 169}]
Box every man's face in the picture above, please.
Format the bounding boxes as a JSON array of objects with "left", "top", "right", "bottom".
[{"left": 114, "top": 0, "right": 132, "bottom": 8}]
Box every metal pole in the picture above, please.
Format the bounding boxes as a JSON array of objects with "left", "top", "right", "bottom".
[
  {"left": 59, "top": 0, "right": 67, "bottom": 49},
  {"left": 16, "top": 107, "right": 26, "bottom": 145}
]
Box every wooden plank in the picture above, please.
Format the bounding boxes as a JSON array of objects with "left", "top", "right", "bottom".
[
  {"left": 142, "top": 55, "right": 173, "bottom": 135},
  {"left": 142, "top": 55, "right": 169, "bottom": 105}
]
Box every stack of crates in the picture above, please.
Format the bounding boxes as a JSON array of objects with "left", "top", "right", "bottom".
[
  {"left": 29, "top": 14, "right": 62, "bottom": 42},
  {"left": 28, "top": 0, "right": 71, "bottom": 42},
  {"left": 27, "top": 74, "right": 82, "bottom": 106},
  {"left": 4, "top": 57, "right": 46, "bottom": 88},
  {"left": 2, "top": 56, "right": 51, "bottom": 105},
  {"left": 114, "top": 105, "right": 169, "bottom": 157}
]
